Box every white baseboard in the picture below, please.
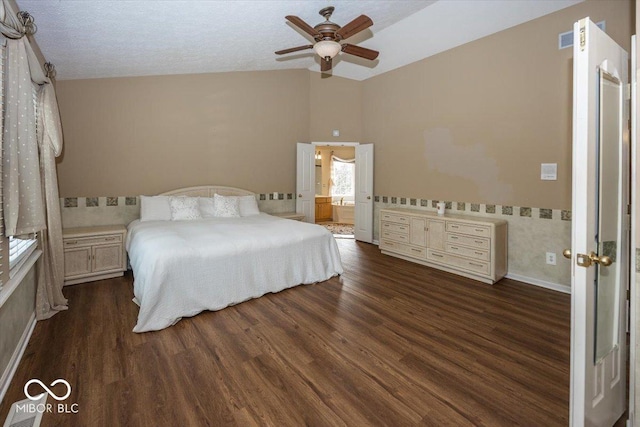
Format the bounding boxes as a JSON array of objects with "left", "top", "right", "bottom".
[
  {"left": 0, "top": 312, "right": 36, "bottom": 404},
  {"left": 505, "top": 273, "right": 571, "bottom": 294}
]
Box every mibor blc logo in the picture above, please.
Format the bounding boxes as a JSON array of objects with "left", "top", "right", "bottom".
[
  {"left": 24, "top": 379, "right": 71, "bottom": 401},
  {"left": 18, "top": 378, "right": 79, "bottom": 414}
]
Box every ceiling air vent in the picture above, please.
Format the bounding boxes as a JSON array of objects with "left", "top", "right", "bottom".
[{"left": 559, "top": 21, "right": 605, "bottom": 49}]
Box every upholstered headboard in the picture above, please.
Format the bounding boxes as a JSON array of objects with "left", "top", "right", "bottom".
[{"left": 160, "top": 185, "right": 255, "bottom": 197}]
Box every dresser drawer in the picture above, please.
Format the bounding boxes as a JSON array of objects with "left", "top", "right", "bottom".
[
  {"left": 381, "top": 230, "right": 409, "bottom": 243},
  {"left": 380, "top": 240, "right": 427, "bottom": 260},
  {"left": 427, "top": 250, "right": 490, "bottom": 275},
  {"left": 380, "top": 212, "right": 410, "bottom": 225},
  {"left": 445, "top": 233, "right": 490, "bottom": 249},
  {"left": 445, "top": 243, "right": 490, "bottom": 261},
  {"left": 381, "top": 221, "right": 409, "bottom": 235},
  {"left": 64, "top": 234, "right": 122, "bottom": 248},
  {"left": 446, "top": 222, "right": 490, "bottom": 238}
]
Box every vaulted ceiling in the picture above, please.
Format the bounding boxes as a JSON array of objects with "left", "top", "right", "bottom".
[{"left": 17, "top": 0, "right": 582, "bottom": 81}]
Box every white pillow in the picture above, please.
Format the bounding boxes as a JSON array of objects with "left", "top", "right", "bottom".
[
  {"left": 213, "top": 194, "right": 240, "bottom": 218},
  {"left": 198, "top": 197, "right": 216, "bottom": 218},
  {"left": 170, "top": 197, "right": 202, "bottom": 221},
  {"left": 140, "top": 196, "right": 171, "bottom": 221},
  {"left": 238, "top": 195, "right": 260, "bottom": 217}
]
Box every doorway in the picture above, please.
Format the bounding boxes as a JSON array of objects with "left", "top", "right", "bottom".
[
  {"left": 314, "top": 145, "right": 356, "bottom": 239},
  {"left": 296, "top": 142, "right": 374, "bottom": 243}
]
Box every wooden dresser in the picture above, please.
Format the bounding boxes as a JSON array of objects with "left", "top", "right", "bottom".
[
  {"left": 379, "top": 208, "right": 507, "bottom": 284},
  {"left": 63, "top": 225, "right": 127, "bottom": 285},
  {"left": 315, "top": 196, "right": 333, "bottom": 222}
]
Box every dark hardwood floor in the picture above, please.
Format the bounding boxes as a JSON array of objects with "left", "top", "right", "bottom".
[{"left": 0, "top": 239, "right": 571, "bottom": 426}]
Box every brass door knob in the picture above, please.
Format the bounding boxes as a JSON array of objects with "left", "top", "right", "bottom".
[
  {"left": 562, "top": 249, "right": 571, "bottom": 259},
  {"left": 367, "top": 196, "right": 371, "bottom": 200},
  {"left": 298, "top": 194, "right": 303, "bottom": 198},
  {"left": 589, "top": 252, "right": 613, "bottom": 267}
]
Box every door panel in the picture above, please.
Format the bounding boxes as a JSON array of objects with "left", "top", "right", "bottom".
[
  {"left": 427, "top": 219, "right": 445, "bottom": 251},
  {"left": 571, "top": 17, "right": 628, "bottom": 427},
  {"left": 355, "top": 144, "right": 373, "bottom": 242},
  {"left": 296, "top": 143, "right": 315, "bottom": 223}
]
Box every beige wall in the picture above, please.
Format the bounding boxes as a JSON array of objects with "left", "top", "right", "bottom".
[
  {"left": 363, "top": 0, "right": 632, "bottom": 210},
  {"left": 55, "top": 0, "right": 631, "bottom": 210},
  {"left": 0, "top": 264, "right": 36, "bottom": 398},
  {"left": 309, "top": 73, "right": 362, "bottom": 142},
  {"left": 56, "top": 70, "right": 310, "bottom": 197}
]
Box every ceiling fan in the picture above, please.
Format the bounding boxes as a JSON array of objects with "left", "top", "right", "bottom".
[{"left": 275, "top": 6, "right": 379, "bottom": 72}]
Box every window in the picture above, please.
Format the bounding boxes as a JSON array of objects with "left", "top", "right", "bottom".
[
  {"left": 331, "top": 159, "right": 355, "bottom": 197},
  {"left": 9, "top": 236, "right": 37, "bottom": 278}
]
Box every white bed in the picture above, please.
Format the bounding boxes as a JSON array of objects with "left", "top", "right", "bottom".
[{"left": 126, "top": 186, "right": 343, "bottom": 332}]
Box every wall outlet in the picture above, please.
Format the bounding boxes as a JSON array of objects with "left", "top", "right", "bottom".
[
  {"left": 332, "top": 129, "right": 340, "bottom": 137},
  {"left": 546, "top": 252, "right": 556, "bottom": 265}
]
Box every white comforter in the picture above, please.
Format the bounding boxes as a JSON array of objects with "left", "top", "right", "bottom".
[{"left": 126, "top": 213, "right": 343, "bottom": 332}]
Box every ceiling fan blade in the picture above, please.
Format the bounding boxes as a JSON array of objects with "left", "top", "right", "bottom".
[
  {"left": 341, "top": 44, "right": 379, "bottom": 61},
  {"left": 275, "top": 45, "right": 314, "bottom": 55},
  {"left": 321, "top": 57, "right": 332, "bottom": 72},
  {"left": 336, "top": 15, "right": 373, "bottom": 40},
  {"left": 285, "top": 15, "right": 321, "bottom": 39}
]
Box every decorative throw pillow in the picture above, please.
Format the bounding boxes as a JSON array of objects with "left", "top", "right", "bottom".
[
  {"left": 213, "top": 194, "right": 241, "bottom": 218},
  {"left": 140, "top": 196, "right": 171, "bottom": 221},
  {"left": 198, "top": 197, "right": 216, "bottom": 218},
  {"left": 169, "top": 197, "right": 202, "bottom": 221},
  {"left": 238, "top": 195, "right": 260, "bottom": 217}
]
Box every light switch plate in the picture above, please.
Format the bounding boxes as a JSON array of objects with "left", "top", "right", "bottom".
[{"left": 541, "top": 163, "right": 557, "bottom": 180}]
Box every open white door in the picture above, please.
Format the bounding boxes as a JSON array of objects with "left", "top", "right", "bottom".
[
  {"left": 296, "top": 143, "right": 315, "bottom": 223},
  {"left": 354, "top": 143, "right": 373, "bottom": 243},
  {"left": 570, "top": 18, "right": 629, "bottom": 427}
]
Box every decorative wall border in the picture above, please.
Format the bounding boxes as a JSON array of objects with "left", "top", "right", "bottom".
[
  {"left": 62, "top": 193, "right": 295, "bottom": 208},
  {"left": 374, "top": 195, "right": 571, "bottom": 221}
]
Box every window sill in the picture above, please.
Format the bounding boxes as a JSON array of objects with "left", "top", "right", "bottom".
[{"left": 0, "top": 249, "right": 41, "bottom": 309}]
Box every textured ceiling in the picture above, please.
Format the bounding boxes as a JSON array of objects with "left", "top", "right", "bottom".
[{"left": 17, "top": 0, "right": 582, "bottom": 81}]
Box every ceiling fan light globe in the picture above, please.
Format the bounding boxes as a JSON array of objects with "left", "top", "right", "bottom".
[{"left": 313, "top": 40, "right": 341, "bottom": 59}]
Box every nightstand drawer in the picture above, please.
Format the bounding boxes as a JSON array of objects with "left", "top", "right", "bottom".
[
  {"left": 63, "top": 225, "right": 127, "bottom": 286},
  {"left": 64, "top": 234, "right": 122, "bottom": 248}
]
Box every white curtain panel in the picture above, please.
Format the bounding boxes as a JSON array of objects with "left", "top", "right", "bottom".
[
  {"left": 36, "top": 83, "right": 67, "bottom": 319},
  {"left": 0, "top": 0, "right": 67, "bottom": 318},
  {"left": 1, "top": 0, "right": 47, "bottom": 236}
]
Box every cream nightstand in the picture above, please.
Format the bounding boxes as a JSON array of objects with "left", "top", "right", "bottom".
[
  {"left": 62, "top": 225, "right": 127, "bottom": 285},
  {"left": 272, "top": 212, "right": 305, "bottom": 221}
]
